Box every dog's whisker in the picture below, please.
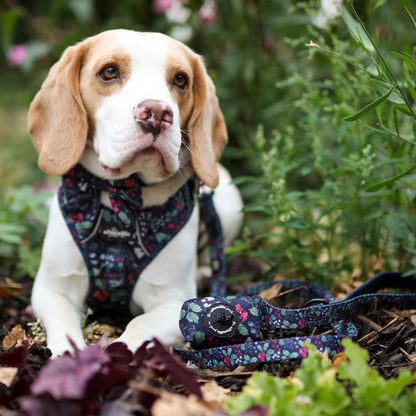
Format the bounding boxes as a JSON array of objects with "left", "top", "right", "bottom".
[
  {"left": 180, "top": 131, "right": 195, "bottom": 159},
  {"left": 181, "top": 141, "right": 192, "bottom": 155}
]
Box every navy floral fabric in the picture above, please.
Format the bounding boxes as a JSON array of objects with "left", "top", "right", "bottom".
[
  {"left": 180, "top": 296, "right": 261, "bottom": 348},
  {"left": 59, "top": 164, "right": 196, "bottom": 315}
]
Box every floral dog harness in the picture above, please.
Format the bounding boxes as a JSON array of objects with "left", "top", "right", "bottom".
[{"left": 58, "top": 164, "right": 197, "bottom": 316}]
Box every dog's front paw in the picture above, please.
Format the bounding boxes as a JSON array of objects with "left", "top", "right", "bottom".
[{"left": 47, "top": 336, "right": 87, "bottom": 358}]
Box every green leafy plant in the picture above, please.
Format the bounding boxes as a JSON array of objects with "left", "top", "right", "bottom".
[
  {"left": 226, "top": 339, "right": 416, "bottom": 416},
  {"left": 0, "top": 185, "right": 52, "bottom": 278},
  {"left": 237, "top": 1, "right": 416, "bottom": 284}
]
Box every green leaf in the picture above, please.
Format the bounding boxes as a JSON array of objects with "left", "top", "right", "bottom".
[
  {"left": 0, "top": 223, "right": 24, "bottom": 245},
  {"left": 227, "top": 340, "right": 416, "bottom": 415},
  {"left": 237, "top": 323, "right": 249, "bottom": 336},
  {"left": 344, "top": 87, "right": 394, "bottom": 121},
  {"left": 189, "top": 303, "right": 202, "bottom": 313},
  {"left": 405, "top": 7, "right": 416, "bottom": 30},
  {"left": 340, "top": 5, "right": 374, "bottom": 55},
  {"left": 385, "top": 211, "right": 410, "bottom": 241},
  {"left": 185, "top": 312, "right": 198, "bottom": 323},
  {"left": 364, "top": 163, "right": 416, "bottom": 192},
  {"left": 68, "top": 0, "right": 94, "bottom": 23},
  {"left": 21, "top": 42, "right": 51, "bottom": 72},
  {"left": 1, "top": 8, "right": 20, "bottom": 51}
]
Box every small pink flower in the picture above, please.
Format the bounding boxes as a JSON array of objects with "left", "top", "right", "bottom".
[
  {"left": 198, "top": 0, "right": 217, "bottom": 25},
  {"left": 153, "top": 0, "right": 174, "bottom": 14},
  {"left": 241, "top": 311, "right": 248, "bottom": 321},
  {"left": 8, "top": 44, "right": 27, "bottom": 67},
  {"left": 235, "top": 304, "right": 243, "bottom": 313}
]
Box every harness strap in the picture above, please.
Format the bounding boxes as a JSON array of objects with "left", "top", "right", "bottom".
[
  {"left": 198, "top": 190, "right": 226, "bottom": 297},
  {"left": 174, "top": 271, "right": 416, "bottom": 368}
]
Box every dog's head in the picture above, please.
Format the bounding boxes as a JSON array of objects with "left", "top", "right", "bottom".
[{"left": 28, "top": 30, "right": 227, "bottom": 187}]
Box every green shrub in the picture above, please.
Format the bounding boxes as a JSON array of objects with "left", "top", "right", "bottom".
[
  {"left": 238, "top": 2, "right": 416, "bottom": 284},
  {"left": 2, "top": 1, "right": 416, "bottom": 284},
  {"left": 0, "top": 185, "right": 52, "bottom": 278},
  {"left": 226, "top": 339, "right": 416, "bottom": 416}
]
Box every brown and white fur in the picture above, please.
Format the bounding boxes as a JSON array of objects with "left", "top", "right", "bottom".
[{"left": 28, "top": 29, "right": 243, "bottom": 356}]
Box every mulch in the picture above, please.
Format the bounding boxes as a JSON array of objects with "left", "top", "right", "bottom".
[{"left": 1, "top": 258, "right": 416, "bottom": 411}]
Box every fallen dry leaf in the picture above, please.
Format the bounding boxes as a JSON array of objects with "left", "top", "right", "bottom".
[
  {"left": 0, "top": 283, "right": 22, "bottom": 298},
  {"left": 0, "top": 367, "right": 18, "bottom": 387},
  {"left": 201, "top": 381, "right": 231, "bottom": 403},
  {"left": 331, "top": 352, "right": 348, "bottom": 369},
  {"left": 2, "top": 324, "right": 26, "bottom": 350},
  {"left": 259, "top": 283, "right": 283, "bottom": 302},
  {"left": 409, "top": 312, "right": 416, "bottom": 327},
  {"left": 151, "top": 391, "right": 221, "bottom": 416}
]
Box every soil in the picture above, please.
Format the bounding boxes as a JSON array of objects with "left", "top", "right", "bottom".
[{"left": 1, "top": 257, "right": 416, "bottom": 413}]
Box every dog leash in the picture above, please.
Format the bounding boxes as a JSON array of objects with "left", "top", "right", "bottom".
[{"left": 174, "top": 271, "right": 416, "bottom": 368}]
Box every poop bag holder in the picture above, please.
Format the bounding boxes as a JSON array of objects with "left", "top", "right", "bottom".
[
  {"left": 179, "top": 296, "right": 262, "bottom": 349},
  {"left": 175, "top": 272, "right": 416, "bottom": 369}
]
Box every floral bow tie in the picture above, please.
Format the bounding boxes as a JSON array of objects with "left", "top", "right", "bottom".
[{"left": 59, "top": 164, "right": 144, "bottom": 242}]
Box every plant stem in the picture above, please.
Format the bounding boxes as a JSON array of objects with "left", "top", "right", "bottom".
[{"left": 345, "top": 1, "right": 416, "bottom": 117}]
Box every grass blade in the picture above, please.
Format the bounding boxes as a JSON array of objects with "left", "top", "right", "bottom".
[{"left": 344, "top": 87, "right": 394, "bottom": 121}]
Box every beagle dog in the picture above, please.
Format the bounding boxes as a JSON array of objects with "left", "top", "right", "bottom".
[{"left": 28, "top": 29, "right": 242, "bottom": 356}]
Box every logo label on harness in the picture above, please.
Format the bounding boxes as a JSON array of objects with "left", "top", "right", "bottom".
[{"left": 100, "top": 223, "right": 134, "bottom": 240}]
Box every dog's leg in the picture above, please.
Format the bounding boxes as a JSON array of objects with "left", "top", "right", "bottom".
[
  {"left": 114, "top": 208, "right": 199, "bottom": 352},
  {"left": 213, "top": 164, "right": 243, "bottom": 246},
  {"left": 31, "top": 195, "right": 89, "bottom": 356},
  {"left": 115, "top": 301, "right": 187, "bottom": 351}
]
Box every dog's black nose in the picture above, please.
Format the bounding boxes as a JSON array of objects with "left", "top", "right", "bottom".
[{"left": 133, "top": 100, "right": 173, "bottom": 139}]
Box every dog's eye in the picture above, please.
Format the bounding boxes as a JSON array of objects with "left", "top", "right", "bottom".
[
  {"left": 173, "top": 73, "right": 188, "bottom": 90},
  {"left": 99, "top": 66, "right": 120, "bottom": 81}
]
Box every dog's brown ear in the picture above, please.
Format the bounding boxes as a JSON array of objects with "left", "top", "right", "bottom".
[
  {"left": 28, "top": 41, "right": 90, "bottom": 176},
  {"left": 187, "top": 54, "right": 227, "bottom": 189}
]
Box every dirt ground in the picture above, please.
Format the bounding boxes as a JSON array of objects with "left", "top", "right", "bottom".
[{"left": 1, "top": 258, "right": 416, "bottom": 414}]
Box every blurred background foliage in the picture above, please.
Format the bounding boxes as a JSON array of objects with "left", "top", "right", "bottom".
[{"left": 1, "top": 0, "right": 416, "bottom": 286}]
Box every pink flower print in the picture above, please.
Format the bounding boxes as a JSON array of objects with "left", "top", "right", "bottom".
[
  {"left": 257, "top": 352, "right": 266, "bottom": 361},
  {"left": 111, "top": 198, "right": 121, "bottom": 212},
  {"left": 299, "top": 347, "right": 308, "bottom": 358},
  {"left": 94, "top": 290, "right": 110, "bottom": 302},
  {"left": 272, "top": 343, "right": 281, "bottom": 351},
  {"left": 8, "top": 44, "right": 27, "bottom": 67},
  {"left": 124, "top": 178, "right": 135, "bottom": 187},
  {"left": 235, "top": 304, "right": 243, "bottom": 313},
  {"left": 68, "top": 213, "right": 84, "bottom": 223},
  {"left": 240, "top": 311, "right": 248, "bottom": 321}
]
